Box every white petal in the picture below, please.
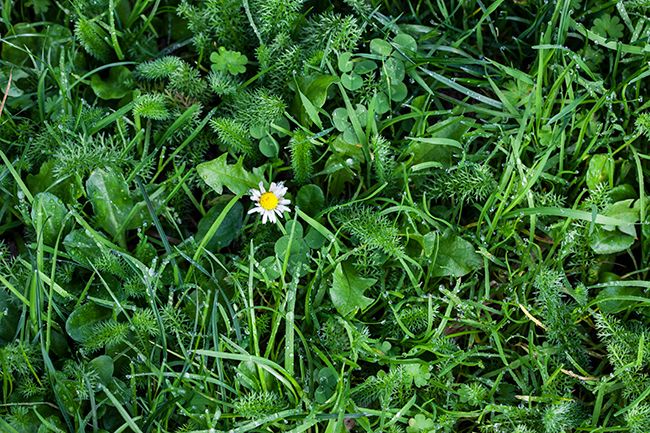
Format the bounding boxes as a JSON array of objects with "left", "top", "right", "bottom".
[
  {"left": 276, "top": 186, "right": 288, "bottom": 196},
  {"left": 280, "top": 199, "right": 291, "bottom": 205},
  {"left": 262, "top": 212, "right": 268, "bottom": 224},
  {"left": 269, "top": 182, "right": 277, "bottom": 193},
  {"left": 258, "top": 181, "right": 265, "bottom": 193},
  {"left": 248, "top": 206, "right": 262, "bottom": 215},
  {"left": 250, "top": 190, "right": 261, "bottom": 200},
  {"left": 268, "top": 212, "right": 277, "bottom": 223}
]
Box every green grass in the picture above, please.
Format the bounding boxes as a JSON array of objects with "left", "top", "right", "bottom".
[{"left": 1, "top": 0, "right": 650, "bottom": 432}]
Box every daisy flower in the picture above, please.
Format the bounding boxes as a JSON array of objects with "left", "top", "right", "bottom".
[{"left": 248, "top": 181, "right": 291, "bottom": 224}]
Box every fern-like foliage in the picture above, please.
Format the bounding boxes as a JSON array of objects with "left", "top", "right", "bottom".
[
  {"left": 533, "top": 268, "right": 587, "bottom": 365},
  {"left": 75, "top": 16, "right": 112, "bottom": 61},
  {"left": 635, "top": 112, "right": 650, "bottom": 137},
  {"left": 52, "top": 133, "right": 132, "bottom": 177},
  {"left": 134, "top": 94, "right": 170, "bottom": 120},
  {"left": 136, "top": 57, "right": 208, "bottom": 104},
  {"left": 288, "top": 131, "right": 314, "bottom": 184},
  {"left": 208, "top": 70, "right": 241, "bottom": 96},
  {"left": 252, "top": 0, "right": 303, "bottom": 40},
  {"left": 263, "top": 44, "right": 306, "bottom": 94},
  {"left": 389, "top": 305, "right": 429, "bottom": 339},
  {"left": 304, "top": 12, "right": 363, "bottom": 56},
  {"left": 335, "top": 205, "right": 404, "bottom": 259},
  {"left": 0, "top": 341, "right": 42, "bottom": 377},
  {"left": 83, "top": 320, "right": 130, "bottom": 353},
  {"left": 210, "top": 117, "right": 254, "bottom": 156},
  {"left": 319, "top": 316, "right": 351, "bottom": 354},
  {"left": 428, "top": 162, "right": 496, "bottom": 203},
  {"left": 177, "top": 0, "right": 250, "bottom": 56},
  {"left": 132, "top": 309, "right": 160, "bottom": 342},
  {"left": 167, "top": 63, "right": 209, "bottom": 102},
  {"left": 541, "top": 402, "right": 586, "bottom": 433},
  {"left": 136, "top": 56, "right": 184, "bottom": 80},
  {"left": 233, "top": 392, "right": 285, "bottom": 418},
  {"left": 370, "top": 135, "right": 395, "bottom": 183},
  {"left": 595, "top": 314, "right": 650, "bottom": 397},
  {"left": 352, "top": 365, "right": 413, "bottom": 409},
  {"left": 233, "top": 88, "right": 286, "bottom": 129},
  {"left": 626, "top": 404, "right": 650, "bottom": 433},
  {"left": 343, "top": 0, "right": 373, "bottom": 15}
]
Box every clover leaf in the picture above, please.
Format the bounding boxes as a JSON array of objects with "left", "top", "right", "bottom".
[
  {"left": 210, "top": 47, "right": 248, "bottom": 75},
  {"left": 591, "top": 14, "right": 624, "bottom": 40}
]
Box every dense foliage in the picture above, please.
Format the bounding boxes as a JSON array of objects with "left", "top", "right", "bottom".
[{"left": 1, "top": 0, "right": 650, "bottom": 432}]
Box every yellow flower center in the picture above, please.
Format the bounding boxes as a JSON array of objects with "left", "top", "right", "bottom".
[{"left": 259, "top": 192, "right": 279, "bottom": 210}]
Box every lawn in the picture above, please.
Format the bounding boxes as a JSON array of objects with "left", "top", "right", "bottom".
[{"left": 1, "top": 0, "right": 650, "bottom": 432}]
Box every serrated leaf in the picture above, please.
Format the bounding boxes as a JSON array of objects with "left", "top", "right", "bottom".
[
  {"left": 431, "top": 232, "right": 482, "bottom": 277},
  {"left": 330, "top": 263, "right": 375, "bottom": 317},
  {"left": 197, "top": 153, "right": 262, "bottom": 195}
]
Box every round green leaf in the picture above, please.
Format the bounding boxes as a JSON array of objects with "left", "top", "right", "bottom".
[
  {"left": 304, "top": 227, "right": 326, "bottom": 249},
  {"left": 370, "top": 38, "right": 393, "bottom": 56},
  {"left": 338, "top": 52, "right": 354, "bottom": 73},
  {"left": 284, "top": 220, "right": 304, "bottom": 239},
  {"left": 586, "top": 154, "right": 613, "bottom": 191},
  {"left": 250, "top": 123, "right": 267, "bottom": 139},
  {"left": 354, "top": 59, "right": 378, "bottom": 74},
  {"left": 589, "top": 227, "right": 635, "bottom": 254},
  {"left": 259, "top": 136, "right": 279, "bottom": 158},
  {"left": 389, "top": 81, "right": 408, "bottom": 101},
  {"left": 355, "top": 104, "right": 368, "bottom": 127},
  {"left": 89, "top": 355, "right": 114, "bottom": 385},
  {"left": 393, "top": 33, "right": 417, "bottom": 53},
  {"left": 296, "top": 184, "right": 325, "bottom": 217},
  {"left": 258, "top": 256, "right": 281, "bottom": 280},
  {"left": 384, "top": 57, "right": 405, "bottom": 82},
  {"left": 596, "top": 283, "right": 643, "bottom": 314},
  {"left": 341, "top": 73, "right": 363, "bottom": 91},
  {"left": 329, "top": 263, "right": 376, "bottom": 317},
  {"left": 374, "top": 92, "right": 391, "bottom": 114},
  {"left": 332, "top": 107, "right": 350, "bottom": 131},
  {"left": 274, "top": 234, "right": 310, "bottom": 277},
  {"left": 343, "top": 126, "right": 357, "bottom": 144}
]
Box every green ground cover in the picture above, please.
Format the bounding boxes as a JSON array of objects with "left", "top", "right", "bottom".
[{"left": 1, "top": 0, "right": 650, "bottom": 432}]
